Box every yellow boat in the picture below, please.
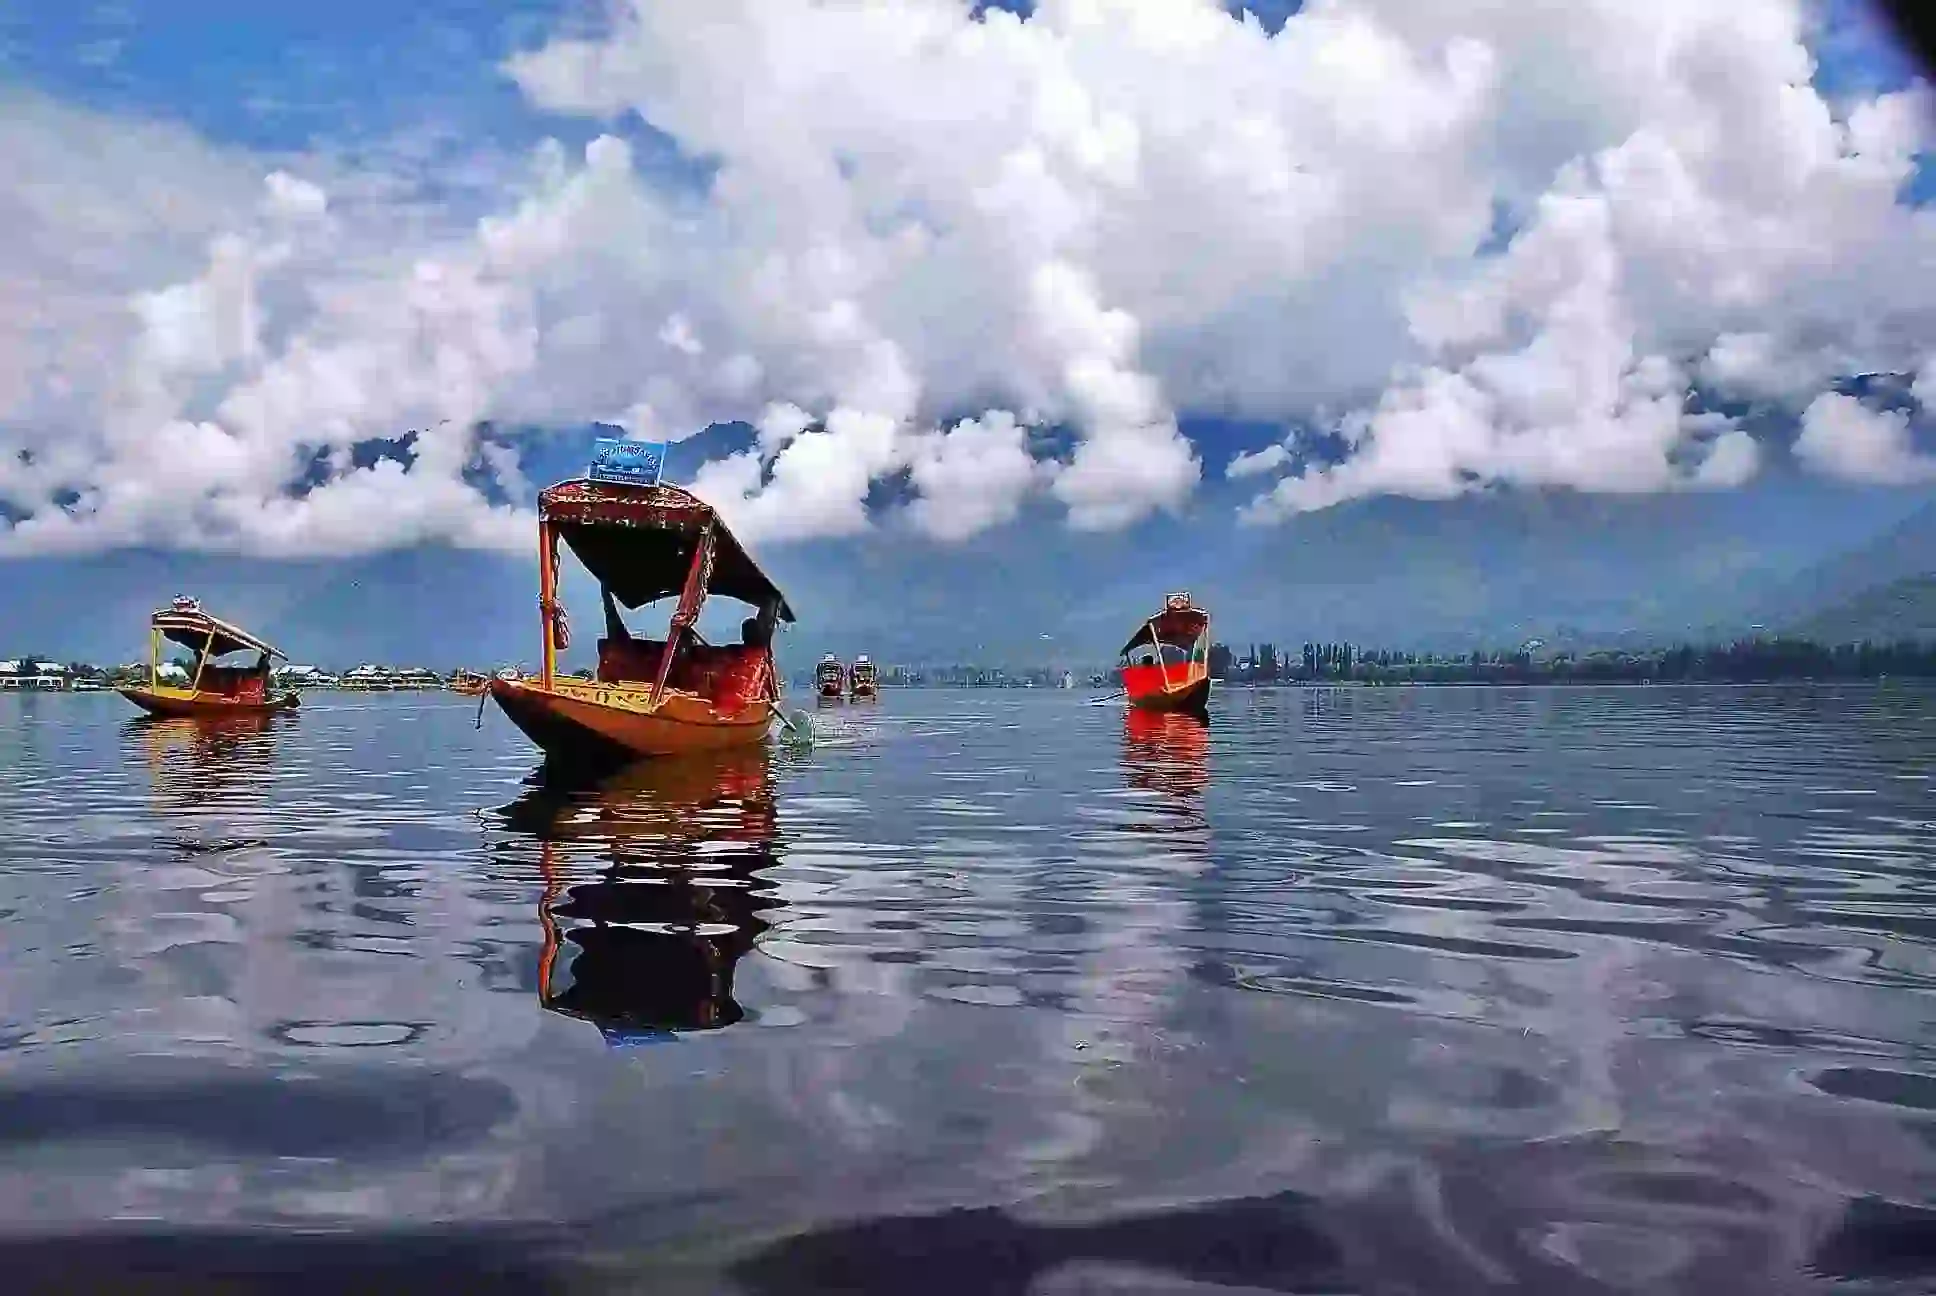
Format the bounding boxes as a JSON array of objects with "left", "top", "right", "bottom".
[{"left": 118, "top": 597, "right": 300, "bottom": 718}]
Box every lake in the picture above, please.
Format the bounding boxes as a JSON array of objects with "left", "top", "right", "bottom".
[{"left": 1, "top": 684, "right": 1934, "bottom": 1293}]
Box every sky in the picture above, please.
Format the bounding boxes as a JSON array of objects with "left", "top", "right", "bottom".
[{"left": 0, "top": 0, "right": 1932, "bottom": 664}]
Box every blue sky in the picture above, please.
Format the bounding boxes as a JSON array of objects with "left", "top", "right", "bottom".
[{"left": 0, "top": 1, "right": 1932, "bottom": 663}]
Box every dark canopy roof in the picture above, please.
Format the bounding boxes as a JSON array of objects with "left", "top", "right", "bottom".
[
  {"left": 1117, "top": 598, "right": 1210, "bottom": 658},
  {"left": 151, "top": 603, "right": 285, "bottom": 660},
  {"left": 539, "top": 480, "right": 795, "bottom": 622}
]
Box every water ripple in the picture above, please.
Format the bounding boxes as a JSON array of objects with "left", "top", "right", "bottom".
[{"left": 1, "top": 686, "right": 1935, "bottom": 1290}]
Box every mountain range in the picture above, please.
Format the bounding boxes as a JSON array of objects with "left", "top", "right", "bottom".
[{"left": 2, "top": 422, "right": 1932, "bottom": 668}]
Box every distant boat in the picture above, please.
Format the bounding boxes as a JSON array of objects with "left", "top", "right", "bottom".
[
  {"left": 118, "top": 596, "right": 300, "bottom": 718},
  {"left": 1118, "top": 592, "right": 1212, "bottom": 715},
  {"left": 450, "top": 670, "right": 490, "bottom": 697},
  {"left": 849, "top": 655, "right": 878, "bottom": 699},
  {"left": 816, "top": 654, "right": 846, "bottom": 699},
  {"left": 488, "top": 469, "right": 794, "bottom": 768}
]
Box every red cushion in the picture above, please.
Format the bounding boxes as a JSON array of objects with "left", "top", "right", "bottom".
[
  {"left": 711, "top": 647, "right": 768, "bottom": 710},
  {"left": 598, "top": 638, "right": 665, "bottom": 684},
  {"left": 595, "top": 640, "right": 768, "bottom": 708}
]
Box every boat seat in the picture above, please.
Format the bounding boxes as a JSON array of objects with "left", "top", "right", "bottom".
[
  {"left": 679, "top": 645, "right": 768, "bottom": 710},
  {"left": 197, "top": 665, "right": 266, "bottom": 701},
  {"left": 597, "top": 638, "right": 667, "bottom": 685},
  {"left": 596, "top": 639, "right": 767, "bottom": 708}
]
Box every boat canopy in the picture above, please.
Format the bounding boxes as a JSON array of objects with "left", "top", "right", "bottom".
[
  {"left": 151, "top": 602, "right": 285, "bottom": 660},
  {"left": 1118, "top": 594, "right": 1209, "bottom": 658},
  {"left": 539, "top": 480, "right": 795, "bottom": 622}
]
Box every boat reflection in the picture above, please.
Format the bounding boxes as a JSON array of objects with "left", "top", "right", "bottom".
[
  {"left": 130, "top": 713, "right": 281, "bottom": 810},
  {"left": 1122, "top": 707, "right": 1211, "bottom": 801},
  {"left": 497, "top": 749, "right": 784, "bottom": 1045}
]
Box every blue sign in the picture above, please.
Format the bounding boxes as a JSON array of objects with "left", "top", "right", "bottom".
[{"left": 589, "top": 437, "right": 666, "bottom": 487}]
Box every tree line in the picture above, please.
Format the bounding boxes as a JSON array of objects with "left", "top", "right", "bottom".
[{"left": 1211, "top": 637, "right": 1936, "bottom": 684}]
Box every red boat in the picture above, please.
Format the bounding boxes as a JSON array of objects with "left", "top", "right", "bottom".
[
  {"left": 118, "top": 597, "right": 300, "bottom": 718},
  {"left": 815, "top": 655, "right": 846, "bottom": 699},
  {"left": 488, "top": 476, "right": 795, "bottom": 769},
  {"left": 1118, "top": 592, "right": 1212, "bottom": 714}
]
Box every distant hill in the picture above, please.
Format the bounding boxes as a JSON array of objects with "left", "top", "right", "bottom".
[
  {"left": 1793, "top": 574, "right": 1936, "bottom": 643},
  {"left": 1759, "top": 500, "right": 1936, "bottom": 628}
]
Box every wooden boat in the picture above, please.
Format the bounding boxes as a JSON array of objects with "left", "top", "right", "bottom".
[
  {"left": 815, "top": 654, "right": 846, "bottom": 699},
  {"left": 450, "top": 670, "right": 490, "bottom": 697},
  {"left": 1118, "top": 592, "right": 1212, "bottom": 714},
  {"left": 118, "top": 597, "right": 300, "bottom": 718},
  {"left": 488, "top": 473, "right": 795, "bottom": 769},
  {"left": 849, "top": 655, "right": 878, "bottom": 699}
]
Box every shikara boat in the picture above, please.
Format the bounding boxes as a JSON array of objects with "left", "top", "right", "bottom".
[
  {"left": 450, "top": 670, "right": 490, "bottom": 697},
  {"left": 488, "top": 472, "right": 795, "bottom": 769},
  {"left": 815, "top": 654, "right": 846, "bottom": 699},
  {"left": 849, "top": 655, "right": 878, "bottom": 699},
  {"left": 1119, "top": 592, "right": 1212, "bottom": 714},
  {"left": 118, "top": 597, "right": 300, "bottom": 718}
]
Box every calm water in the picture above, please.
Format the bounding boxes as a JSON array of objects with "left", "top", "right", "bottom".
[{"left": 2, "top": 685, "right": 1935, "bottom": 1293}]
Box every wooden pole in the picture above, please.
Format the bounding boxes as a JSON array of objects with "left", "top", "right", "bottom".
[
  {"left": 190, "top": 629, "right": 214, "bottom": 695},
  {"left": 652, "top": 525, "right": 714, "bottom": 706},
  {"left": 149, "top": 627, "right": 159, "bottom": 690},
  {"left": 538, "top": 521, "right": 557, "bottom": 688}
]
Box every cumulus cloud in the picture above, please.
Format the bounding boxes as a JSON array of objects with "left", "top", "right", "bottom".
[
  {"left": 1795, "top": 390, "right": 1936, "bottom": 483},
  {"left": 0, "top": 0, "right": 1932, "bottom": 555},
  {"left": 1224, "top": 443, "right": 1290, "bottom": 480}
]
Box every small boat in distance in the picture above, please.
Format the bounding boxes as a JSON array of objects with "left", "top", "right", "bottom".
[
  {"left": 849, "top": 656, "right": 878, "bottom": 699},
  {"left": 488, "top": 451, "right": 795, "bottom": 769},
  {"left": 816, "top": 654, "right": 846, "bottom": 699},
  {"left": 1118, "top": 592, "right": 1212, "bottom": 714},
  {"left": 118, "top": 596, "right": 300, "bottom": 718},
  {"left": 450, "top": 670, "right": 490, "bottom": 697}
]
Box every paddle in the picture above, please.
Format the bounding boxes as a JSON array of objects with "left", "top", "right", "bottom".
[
  {"left": 1086, "top": 689, "right": 1128, "bottom": 707},
  {"left": 771, "top": 703, "right": 815, "bottom": 746}
]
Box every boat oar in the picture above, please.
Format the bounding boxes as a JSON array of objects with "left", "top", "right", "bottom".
[
  {"left": 770, "top": 703, "right": 815, "bottom": 746},
  {"left": 1086, "top": 689, "right": 1127, "bottom": 707}
]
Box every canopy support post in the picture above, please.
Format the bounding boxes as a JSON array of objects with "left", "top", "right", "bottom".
[
  {"left": 651, "top": 523, "right": 716, "bottom": 707},
  {"left": 149, "top": 627, "right": 159, "bottom": 691},
  {"left": 538, "top": 521, "right": 558, "bottom": 689},
  {"left": 191, "top": 630, "right": 213, "bottom": 695},
  {"left": 1148, "top": 620, "right": 1170, "bottom": 692}
]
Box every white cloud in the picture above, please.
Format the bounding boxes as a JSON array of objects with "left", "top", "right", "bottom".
[
  {"left": 1, "top": 0, "right": 1933, "bottom": 555},
  {"left": 1795, "top": 391, "right": 1936, "bottom": 484},
  {"left": 1224, "top": 443, "right": 1290, "bottom": 480},
  {"left": 906, "top": 410, "right": 1046, "bottom": 541}
]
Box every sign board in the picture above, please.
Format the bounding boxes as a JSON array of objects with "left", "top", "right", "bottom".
[{"left": 589, "top": 437, "right": 667, "bottom": 487}]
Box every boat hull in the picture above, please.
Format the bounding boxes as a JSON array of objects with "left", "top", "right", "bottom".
[
  {"left": 119, "top": 686, "right": 299, "bottom": 718},
  {"left": 491, "top": 676, "right": 771, "bottom": 769},
  {"left": 1124, "top": 671, "right": 1211, "bottom": 715}
]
